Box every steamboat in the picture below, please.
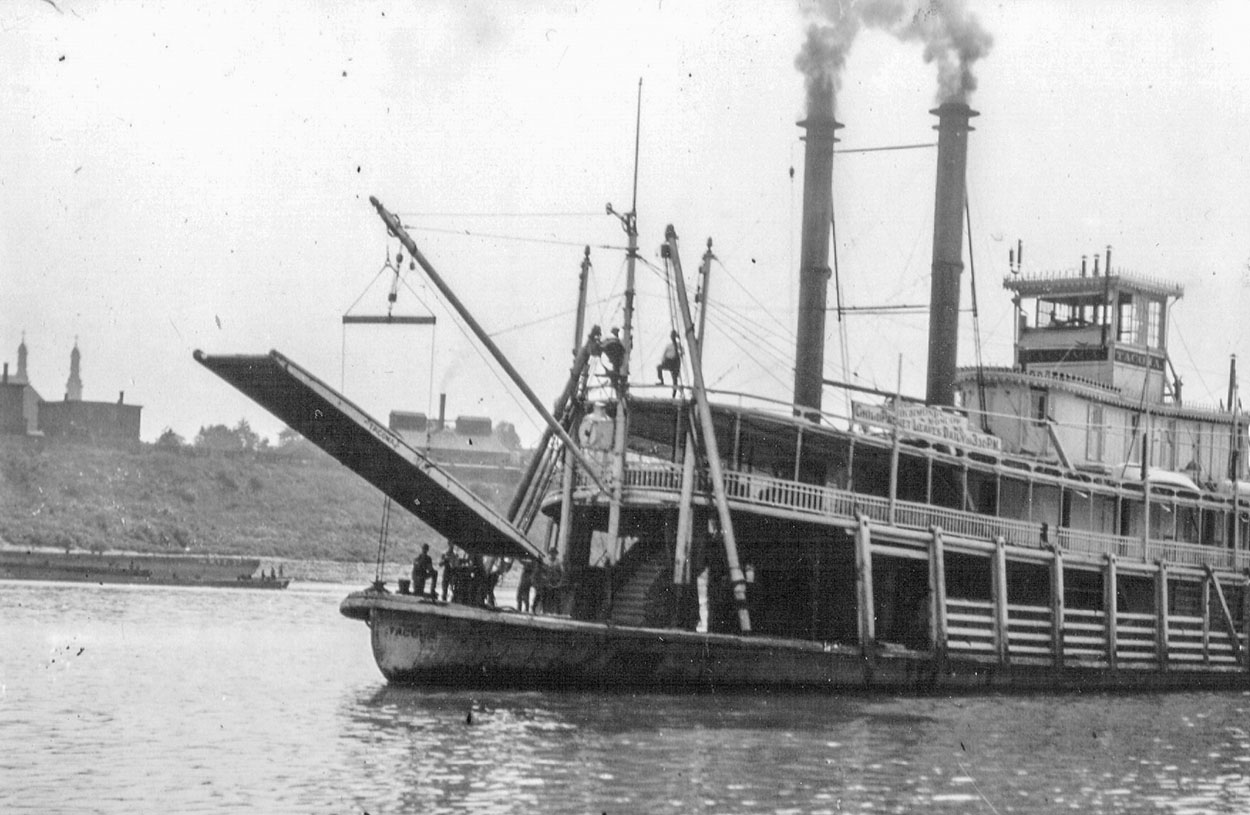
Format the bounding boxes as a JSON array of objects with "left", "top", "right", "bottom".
[{"left": 196, "top": 99, "right": 1250, "bottom": 691}]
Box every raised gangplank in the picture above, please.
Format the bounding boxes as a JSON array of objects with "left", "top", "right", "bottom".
[{"left": 193, "top": 350, "right": 545, "bottom": 561}]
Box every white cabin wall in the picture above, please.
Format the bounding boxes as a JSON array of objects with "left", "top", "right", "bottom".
[{"left": 1049, "top": 391, "right": 1090, "bottom": 466}]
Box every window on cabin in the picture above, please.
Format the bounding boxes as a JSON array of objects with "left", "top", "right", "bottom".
[
  {"left": 999, "top": 476, "right": 1030, "bottom": 521},
  {"left": 1201, "top": 508, "right": 1226, "bottom": 547},
  {"left": 1031, "top": 389, "right": 1048, "bottom": 426},
  {"left": 1175, "top": 504, "right": 1199, "bottom": 543},
  {"left": 1146, "top": 299, "right": 1163, "bottom": 349},
  {"left": 1150, "top": 502, "right": 1177, "bottom": 540},
  {"left": 1034, "top": 483, "right": 1061, "bottom": 529},
  {"left": 1085, "top": 405, "right": 1105, "bottom": 462},
  {"left": 1117, "top": 293, "right": 1137, "bottom": 343}
]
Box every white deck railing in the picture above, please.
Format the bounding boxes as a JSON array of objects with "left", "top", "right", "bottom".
[{"left": 551, "top": 462, "right": 1250, "bottom": 571}]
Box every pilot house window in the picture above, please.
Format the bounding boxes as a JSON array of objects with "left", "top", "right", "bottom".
[
  {"left": 1146, "top": 299, "right": 1163, "bottom": 348},
  {"left": 1117, "top": 293, "right": 1137, "bottom": 343}
]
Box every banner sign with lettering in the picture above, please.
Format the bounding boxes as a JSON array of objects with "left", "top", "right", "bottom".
[{"left": 852, "top": 401, "right": 1002, "bottom": 452}]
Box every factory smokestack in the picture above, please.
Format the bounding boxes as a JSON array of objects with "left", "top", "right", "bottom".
[
  {"left": 925, "top": 102, "right": 978, "bottom": 407},
  {"left": 793, "top": 112, "right": 843, "bottom": 418},
  {"left": 438, "top": 393, "right": 447, "bottom": 431}
]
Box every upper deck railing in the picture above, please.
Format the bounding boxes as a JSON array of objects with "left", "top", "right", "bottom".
[{"left": 550, "top": 461, "right": 1250, "bottom": 572}]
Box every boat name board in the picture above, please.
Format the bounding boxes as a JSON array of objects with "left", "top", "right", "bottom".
[{"left": 853, "top": 401, "right": 1002, "bottom": 451}]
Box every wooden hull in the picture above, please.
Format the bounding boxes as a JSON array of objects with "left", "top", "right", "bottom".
[{"left": 340, "top": 591, "right": 1250, "bottom": 692}]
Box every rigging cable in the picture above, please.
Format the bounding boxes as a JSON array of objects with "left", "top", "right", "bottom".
[
  {"left": 831, "top": 204, "right": 852, "bottom": 419},
  {"left": 341, "top": 247, "right": 397, "bottom": 390},
  {"left": 372, "top": 496, "right": 393, "bottom": 587},
  {"left": 965, "top": 193, "right": 990, "bottom": 431},
  {"left": 406, "top": 223, "right": 627, "bottom": 252}
]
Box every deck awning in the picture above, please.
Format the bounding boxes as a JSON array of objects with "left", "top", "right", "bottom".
[{"left": 193, "top": 350, "right": 544, "bottom": 560}]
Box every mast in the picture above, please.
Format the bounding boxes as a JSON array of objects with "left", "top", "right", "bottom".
[
  {"left": 666, "top": 224, "right": 751, "bottom": 633},
  {"left": 556, "top": 248, "right": 593, "bottom": 565},
  {"left": 604, "top": 79, "right": 643, "bottom": 563},
  {"left": 370, "top": 197, "right": 610, "bottom": 497}
]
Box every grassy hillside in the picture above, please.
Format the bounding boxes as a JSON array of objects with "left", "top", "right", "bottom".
[{"left": 0, "top": 436, "right": 454, "bottom": 562}]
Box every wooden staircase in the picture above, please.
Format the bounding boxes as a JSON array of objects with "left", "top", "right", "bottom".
[{"left": 609, "top": 544, "right": 671, "bottom": 627}]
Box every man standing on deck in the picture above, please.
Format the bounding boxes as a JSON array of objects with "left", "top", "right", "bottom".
[
  {"left": 412, "top": 544, "right": 435, "bottom": 598},
  {"left": 439, "top": 547, "right": 456, "bottom": 601}
]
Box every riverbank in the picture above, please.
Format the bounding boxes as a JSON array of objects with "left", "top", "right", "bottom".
[{"left": 0, "top": 435, "right": 439, "bottom": 564}]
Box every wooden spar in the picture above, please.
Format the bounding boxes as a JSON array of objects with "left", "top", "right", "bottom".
[
  {"left": 1156, "top": 561, "right": 1169, "bottom": 671},
  {"left": 928, "top": 527, "right": 948, "bottom": 670},
  {"left": 665, "top": 224, "right": 751, "bottom": 633},
  {"left": 1202, "top": 574, "right": 1212, "bottom": 663},
  {"left": 673, "top": 427, "right": 697, "bottom": 584},
  {"left": 1104, "top": 554, "right": 1118, "bottom": 671},
  {"left": 341, "top": 315, "right": 436, "bottom": 325},
  {"left": 370, "top": 197, "right": 610, "bottom": 497},
  {"left": 508, "top": 334, "right": 597, "bottom": 523},
  {"left": 992, "top": 536, "right": 1009, "bottom": 666},
  {"left": 557, "top": 249, "right": 593, "bottom": 565},
  {"left": 674, "top": 242, "right": 716, "bottom": 585},
  {"left": 1051, "top": 547, "right": 1065, "bottom": 670},
  {"left": 855, "top": 515, "right": 876, "bottom": 658}
]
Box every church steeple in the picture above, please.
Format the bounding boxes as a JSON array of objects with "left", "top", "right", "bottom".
[
  {"left": 66, "top": 338, "right": 82, "bottom": 401},
  {"left": 14, "top": 331, "right": 28, "bottom": 385}
]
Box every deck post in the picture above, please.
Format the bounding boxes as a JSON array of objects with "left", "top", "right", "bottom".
[
  {"left": 665, "top": 226, "right": 751, "bottom": 633},
  {"left": 855, "top": 514, "right": 876, "bottom": 664},
  {"left": 1242, "top": 577, "right": 1250, "bottom": 671},
  {"left": 928, "top": 526, "right": 948, "bottom": 672},
  {"left": 1202, "top": 574, "right": 1212, "bottom": 664},
  {"left": 1104, "top": 554, "right": 1118, "bottom": 672},
  {"left": 1156, "top": 561, "right": 1169, "bottom": 672},
  {"left": 992, "top": 536, "right": 1009, "bottom": 667},
  {"left": 1050, "top": 547, "right": 1065, "bottom": 670},
  {"left": 672, "top": 432, "right": 698, "bottom": 585}
]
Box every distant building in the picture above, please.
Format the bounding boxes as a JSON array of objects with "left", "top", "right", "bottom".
[
  {"left": 388, "top": 393, "right": 522, "bottom": 490},
  {"left": 0, "top": 337, "right": 141, "bottom": 442}
]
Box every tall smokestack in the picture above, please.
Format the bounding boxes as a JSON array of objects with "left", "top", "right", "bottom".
[
  {"left": 925, "top": 102, "right": 978, "bottom": 407},
  {"left": 793, "top": 113, "right": 843, "bottom": 418},
  {"left": 438, "top": 393, "right": 447, "bottom": 431}
]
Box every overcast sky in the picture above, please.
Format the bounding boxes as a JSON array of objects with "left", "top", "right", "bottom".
[{"left": 4, "top": 1, "right": 1249, "bottom": 445}]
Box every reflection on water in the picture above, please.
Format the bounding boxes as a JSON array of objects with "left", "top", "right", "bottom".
[{"left": 2, "top": 579, "right": 1249, "bottom": 814}]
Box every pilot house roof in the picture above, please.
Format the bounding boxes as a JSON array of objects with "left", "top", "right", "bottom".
[{"left": 1003, "top": 270, "right": 1184, "bottom": 301}]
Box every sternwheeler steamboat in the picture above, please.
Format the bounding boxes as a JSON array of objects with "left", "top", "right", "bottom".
[{"left": 197, "top": 90, "right": 1250, "bottom": 691}]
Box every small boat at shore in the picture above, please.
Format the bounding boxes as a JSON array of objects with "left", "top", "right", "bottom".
[
  {"left": 0, "top": 547, "right": 289, "bottom": 589},
  {"left": 199, "top": 86, "right": 1250, "bottom": 691}
]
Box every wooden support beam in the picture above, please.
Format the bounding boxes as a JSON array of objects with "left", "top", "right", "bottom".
[
  {"left": 928, "top": 526, "right": 948, "bottom": 673},
  {"left": 1204, "top": 564, "right": 1243, "bottom": 662},
  {"left": 1051, "top": 547, "right": 1065, "bottom": 670},
  {"left": 1202, "top": 575, "right": 1212, "bottom": 664},
  {"left": 341, "top": 314, "right": 436, "bottom": 325},
  {"left": 672, "top": 434, "right": 697, "bottom": 585},
  {"left": 1243, "top": 578, "right": 1250, "bottom": 672},
  {"left": 1104, "top": 554, "right": 1118, "bottom": 672},
  {"left": 1156, "top": 562, "right": 1169, "bottom": 672},
  {"left": 992, "top": 536, "right": 1009, "bottom": 667},
  {"left": 855, "top": 514, "right": 876, "bottom": 664}
]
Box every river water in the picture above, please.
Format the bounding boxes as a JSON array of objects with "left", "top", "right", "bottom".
[{"left": 3, "top": 579, "right": 1249, "bottom": 814}]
